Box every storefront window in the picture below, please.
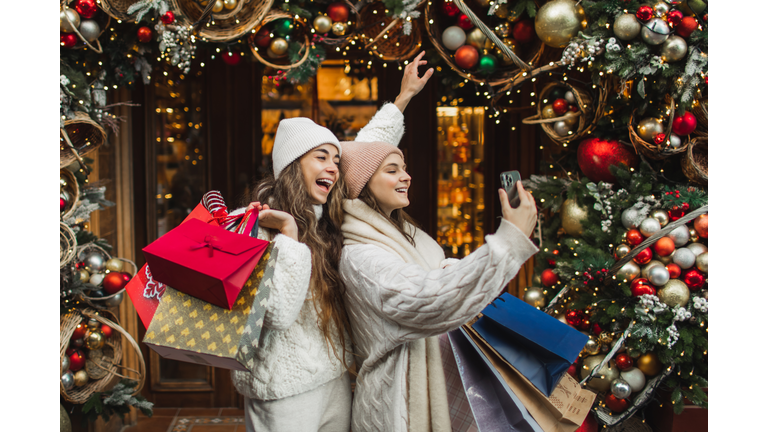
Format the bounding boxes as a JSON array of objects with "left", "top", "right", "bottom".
[{"left": 436, "top": 107, "right": 485, "bottom": 258}]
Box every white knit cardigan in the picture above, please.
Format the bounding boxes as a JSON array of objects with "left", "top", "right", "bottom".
[
  {"left": 231, "top": 103, "right": 406, "bottom": 401},
  {"left": 339, "top": 199, "right": 539, "bottom": 432}
]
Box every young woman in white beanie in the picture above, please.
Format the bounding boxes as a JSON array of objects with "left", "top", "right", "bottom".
[
  {"left": 337, "top": 141, "right": 539, "bottom": 432},
  {"left": 229, "top": 54, "right": 433, "bottom": 432}
]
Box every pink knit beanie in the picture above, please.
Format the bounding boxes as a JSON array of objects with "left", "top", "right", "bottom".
[{"left": 340, "top": 141, "right": 404, "bottom": 199}]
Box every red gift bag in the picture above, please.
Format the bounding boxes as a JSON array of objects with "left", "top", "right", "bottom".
[{"left": 142, "top": 210, "right": 269, "bottom": 310}]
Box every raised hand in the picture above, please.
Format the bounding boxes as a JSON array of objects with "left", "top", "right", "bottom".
[
  {"left": 394, "top": 51, "right": 434, "bottom": 113},
  {"left": 497, "top": 182, "right": 537, "bottom": 238}
]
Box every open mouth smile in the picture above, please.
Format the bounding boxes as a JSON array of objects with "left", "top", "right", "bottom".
[
  {"left": 316, "top": 178, "right": 334, "bottom": 192},
  {"left": 396, "top": 187, "right": 408, "bottom": 194}
]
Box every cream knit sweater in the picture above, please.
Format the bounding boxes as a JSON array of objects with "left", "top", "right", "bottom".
[
  {"left": 339, "top": 199, "right": 539, "bottom": 432},
  {"left": 231, "top": 103, "right": 405, "bottom": 401}
]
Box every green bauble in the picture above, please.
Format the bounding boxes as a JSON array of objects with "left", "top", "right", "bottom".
[
  {"left": 273, "top": 19, "right": 294, "bottom": 37},
  {"left": 478, "top": 55, "right": 498, "bottom": 75},
  {"left": 61, "top": 404, "right": 72, "bottom": 432}
]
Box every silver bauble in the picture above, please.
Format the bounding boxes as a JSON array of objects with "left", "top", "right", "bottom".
[
  {"left": 553, "top": 120, "right": 571, "bottom": 137},
  {"left": 660, "top": 35, "right": 688, "bottom": 62},
  {"left": 653, "top": 1, "right": 671, "bottom": 17},
  {"left": 565, "top": 91, "right": 576, "bottom": 104},
  {"left": 78, "top": 20, "right": 101, "bottom": 42},
  {"left": 62, "top": 371, "right": 75, "bottom": 390},
  {"left": 650, "top": 209, "right": 670, "bottom": 227},
  {"left": 672, "top": 247, "right": 696, "bottom": 269},
  {"left": 89, "top": 273, "right": 105, "bottom": 286},
  {"left": 534, "top": 0, "right": 587, "bottom": 48},
  {"left": 687, "top": 243, "right": 708, "bottom": 257},
  {"left": 616, "top": 261, "right": 641, "bottom": 282},
  {"left": 621, "top": 208, "right": 640, "bottom": 229},
  {"left": 639, "top": 217, "right": 661, "bottom": 237},
  {"left": 668, "top": 225, "right": 690, "bottom": 247},
  {"left": 442, "top": 26, "right": 467, "bottom": 51},
  {"left": 637, "top": 117, "right": 664, "bottom": 141},
  {"left": 582, "top": 338, "right": 601, "bottom": 356},
  {"left": 613, "top": 13, "right": 641, "bottom": 41},
  {"left": 62, "top": 356, "right": 70, "bottom": 373},
  {"left": 641, "top": 260, "right": 664, "bottom": 279},
  {"left": 105, "top": 258, "right": 124, "bottom": 273},
  {"left": 696, "top": 252, "right": 708, "bottom": 273},
  {"left": 82, "top": 251, "right": 107, "bottom": 273},
  {"left": 620, "top": 367, "right": 646, "bottom": 392},
  {"left": 313, "top": 15, "right": 332, "bottom": 33},
  {"left": 641, "top": 18, "right": 670, "bottom": 45},
  {"left": 658, "top": 279, "right": 690, "bottom": 307},
  {"left": 60, "top": 8, "right": 81, "bottom": 33},
  {"left": 104, "top": 291, "right": 124, "bottom": 307},
  {"left": 669, "top": 133, "right": 682, "bottom": 149},
  {"left": 87, "top": 318, "right": 100, "bottom": 330},
  {"left": 523, "top": 287, "right": 546, "bottom": 309},
  {"left": 648, "top": 265, "right": 670, "bottom": 286},
  {"left": 611, "top": 378, "right": 633, "bottom": 399}
]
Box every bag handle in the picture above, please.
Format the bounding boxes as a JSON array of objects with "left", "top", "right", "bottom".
[{"left": 235, "top": 208, "right": 260, "bottom": 239}]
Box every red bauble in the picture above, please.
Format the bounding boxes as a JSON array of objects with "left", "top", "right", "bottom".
[
  {"left": 667, "top": 10, "right": 684, "bottom": 27},
  {"left": 626, "top": 229, "right": 645, "bottom": 246},
  {"left": 121, "top": 272, "right": 132, "bottom": 283},
  {"left": 61, "top": 32, "right": 78, "bottom": 48},
  {"left": 222, "top": 51, "right": 241, "bottom": 66},
  {"left": 161, "top": 11, "right": 175, "bottom": 25},
  {"left": 666, "top": 263, "right": 682, "bottom": 279},
  {"left": 565, "top": 310, "right": 584, "bottom": 328},
  {"left": 456, "top": 14, "right": 473, "bottom": 30},
  {"left": 512, "top": 19, "right": 535, "bottom": 43},
  {"left": 254, "top": 27, "right": 271, "bottom": 47},
  {"left": 440, "top": 0, "right": 460, "bottom": 16},
  {"left": 630, "top": 278, "right": 656, "bottom": 296},
  {"left": 103, "top": 272, "right": 129, "bottom": 294},
  {"left": 694, "top": 214, "right": 708, "bottom": 238},
  {"left": 541, "top": 269, "right": 559, "bottom": 287},
  {"left": 576, "top": 138, "right": 639, "bottom": 183},
  {"left": 575, "top": 412, "right": 598, "bottom": 432},
  {"left": 569, "top": 105, "right": 579, "bottom": 112},
  {"left": 137, "top": 26, "right": 153, "bottom": 43},
  {"left": 327, "top": 2, "right": 350, "bottom": 22},
  {"left": 605, "top": 394, "right": 630, "bottom": 413},
  {"left": 101, "top": 324, "right": 113, "bottom": 338},
  {"left": 668, "top": 206, "right": 685, "bottom": 221},
  {"left": 69, "top": 349, "right": 86, "bottom": 372},
  {"left": 652, "top": 237, "right": 676, "bottom": 257},
  {"left": 672, "top": 111, "right": 697, "bottom": 136},
  {"left": 592, "top": 323, "right": 603, "bottom": 335},
  {"left": 676, "top": 16, "right": 698, "bottom": 38},
  {"left": 60, "top": 197, "right": 68, "bottom": 211},
  {"left": 654, "top": 133, "right": 666, "bottom": 145},
  {"left": 636, "top": 5, "right": 653, "bottom": 21},
  {"left": 633, "top": 247, "right": 653, "bottom": 265},
  {"left": 552, "top": 99, "right": 568, "bottom": 116},
  {"left": 577, "top": 318, "right": 591, "bottom": 331},
  {"left": 615, "top": 353, "right": 634, "bottom": 371},
  {"left": 71, "top": 322, "right": 88, "bottom": 341},
  {"left": 683, "top": 268, "right": 705, "bottom": 291},
  {"left": 75, "top": 0, "right": 99, "bottom": 19},
  {"left": 454, "top": 45, "right": 479, "bottom": 69}
]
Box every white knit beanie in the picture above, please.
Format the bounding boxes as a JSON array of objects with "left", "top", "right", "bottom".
[{"left": 272, "top": 117, "right": 342, "bottom": 178}]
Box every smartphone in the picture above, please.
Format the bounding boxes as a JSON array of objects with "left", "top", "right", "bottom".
[{"left": 500, "top": 170, "right": 522, "bottom": 208}]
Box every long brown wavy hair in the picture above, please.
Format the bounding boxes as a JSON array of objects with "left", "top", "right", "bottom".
[
  {"left": 247, "top": 160, "right": 353, "bottom": 369},
  {"left": 358, "top": 185, "right": 420, "bottom": 246}
]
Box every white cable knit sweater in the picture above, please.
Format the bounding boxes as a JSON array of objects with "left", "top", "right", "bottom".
[
  {"left": 230, "top": 103, "right": 406, "bottom": 401},
  {"left": 339, "top": 199, "right": 539, "bottom": 432}
]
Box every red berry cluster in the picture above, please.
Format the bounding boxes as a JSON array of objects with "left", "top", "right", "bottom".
[{"left": 581, "top": 268, "right": 609, "bottom": 284}]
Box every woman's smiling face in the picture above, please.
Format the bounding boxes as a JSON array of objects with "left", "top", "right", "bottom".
[
  {"left": 299, "top": 144, "right": 340, "bottom": 205},
  {"left": 367, "top": 153, "right": 411, "bottom": 216}
]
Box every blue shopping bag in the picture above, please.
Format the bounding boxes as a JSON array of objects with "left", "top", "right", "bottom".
[{"left": 471, "top": 292, "right": 588, "bottom": 397}]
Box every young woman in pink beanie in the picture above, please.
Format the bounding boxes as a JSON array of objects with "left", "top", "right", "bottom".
[
  {"left": 338, "top": 141, "right": 539, "bottom": 432},
  {"left": 229, "top": 53, "right": 433, "bottom": 432}
]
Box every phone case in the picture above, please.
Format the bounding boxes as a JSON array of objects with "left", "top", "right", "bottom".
[{"left": 501, "top": 171, "right": 521, "bottom": 208}]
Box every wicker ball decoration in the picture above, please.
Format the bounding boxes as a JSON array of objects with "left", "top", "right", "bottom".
[
  {"left": 169, "top": 0, "right": 274, "bottom": 43},
  {"left": 424, "top": 0, "right": 544, "bottom": 86},
  {"left": 74, "top": 243, "right": 137, "bottom": 310},
  {"left": 60, "top": 308, "right": 146, "bottom": 404},
  {"left": 628, "top": 97, "right": 689, "bottom": 160},
  {"left": 248, "top": 10, "right": 311, "bottom": 70},
  {"left": 314, "top": 0, "right": 360, "bottom": 49},
  {"left": 522, "top": 80, "right": 607, "bottom": 144},
  {"left": 358, "top": 1, "right": 423, "bottom": 62},
  {"left": 681, "top": 136, "right": 707, "bottom": 185},
  {"left": 60, "top": 169, "right": 80, "bottom": 221},
  {"left": 98, "top": 0, "right": 145, "bottom": 21},
  {"left": 60, "top": 112, "right": 107, "bottom": 169}
]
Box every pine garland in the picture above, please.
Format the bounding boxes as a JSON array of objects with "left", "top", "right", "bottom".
[{"left": 81, "top": 380, "right": 154, "bottom": 426}]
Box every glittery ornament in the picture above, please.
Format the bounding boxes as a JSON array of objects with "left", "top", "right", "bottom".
[
  {"left": 636, "top": 5, "right": 653, "bottom": 21},
  {"left": 683, "top": 268, "right": 705, "bottom": 290},
  {"left": 332, "top": 21, "right": 348, "bottom": 36},
  {"left": 75, "top": 0, "right": 98, "bottom": 19},
  {"left": 668, "top": 225, "right": 690, "bottom": 247},
  {"left": 660, "top": 35, "right": 688, "bottom": 62},
  {"left": 639, "top": 217, "right": 661, "bottom": 237},
  {"left": 614, "top": 13, "right": 641, "bottom": 40},
  {"left": 576, "top": 138, "right": 639, "bottom": 183},
  {"left": 658, "top": 279, "right": 690, "bottom": 307},
  {"left": 672, "top": 247, "right": 696, "bottom": 269},
  {"left": 695, "top": 252, "right": 708, "bottom": 273},
  {"left": 535, "top": 0, "right": 588, "bottom": 48},
  {"left": 561, "top": 199, "right": 588, "bottom": 237}
]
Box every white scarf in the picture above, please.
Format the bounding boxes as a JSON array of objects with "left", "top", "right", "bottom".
[{"left": 342, "top": 199, "right": 451, "bottom": 432}]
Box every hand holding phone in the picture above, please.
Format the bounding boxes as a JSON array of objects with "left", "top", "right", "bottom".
[{"left": 500, "top": 170, "right": 522, "bottom": 208}]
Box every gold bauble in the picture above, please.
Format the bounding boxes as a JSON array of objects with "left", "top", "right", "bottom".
[
  {"left": 637, "top": 117, "right": 664, "bottom": 141},
  {"left": 61, "top": 404, "right": 72, "bottom": 432},
  {"left": 658, "top": 279, "right": 690, "bottom": 307},
  {"left": 616, "top": 261, "right": 641, "bottom": 282},
  {"left": 105, "top": 258, "right": 124, "bottom": 273},
  {"left": 523, "top": 287, "right": 546, "bottom": 309},
  {"left": 651, "top": 209, "right": 670, "bottom": 227},
  {"left": 78, "top": 269, "right": 91, "bottom": 282},
  {"left": 581, "top": 355, "right": 620, "bottom": 392},
  {"left": 560, "top": 199, "right": 589, "bottom": 237},
  {"left": 223, "top": 0, "right": 237, "bottom": 9},
  {"left": 636, "top": 352, "right": 663, "bottom": 376},
  {"left": 598, "top": 332, "right": 613, "bottom": 345},
  {"left": 582, "top": 337, "right": 600, "bottom": 356},
  {"left": 688, "top": 228, "right": 700, "bottom": 243},
  {"left": 475, "top": 0, "right": 491, "bottom": 6},
  {"left": 60, "top": 8, "right": 81, "bottom": 33},
  {"left": 696, "top": 252, "right": 708, "bottom": 273},
  {"left": 656, "top": 253, "right": 673, "bottom": 264},
  {"left": 466, "top": 28, "right": 487, "bottom": 51},
  {"left": 74, "top": 370, "right": 90, "bottom": 387},
  {"left": 534, "top": 0, "right": 587, "bottom": 48},
  {"left": 542, "top": 104, "right": 556, "bottom": 119},
  {"left": 494, "top": 4, "right": 510, "bottom": 19},
  {"left": 614, "top": 243, "right": 632, "bottom": 259},
  {"left": 313, "top": 15, "right": 332, "bottom": 33},
  {"left": 85, "top": 330, "right": 106, "bottom": 350},
  {"left": 332, "top": 21, "right": 348, "bottom": 36},
  {"left": 269, "top": 38, "right": 289, "bottom": 56},
  {"left": 641, "top": 260, "right": 664, "bottom": 279},
  {"left": 495, "top": 23, "right": 511, "bottom": 38},
  {"left": 495, "top": 38, "right": 521, "bottom": 66},
  {"left": 212, "top": 0, "right": 224, "bottom": 13}
]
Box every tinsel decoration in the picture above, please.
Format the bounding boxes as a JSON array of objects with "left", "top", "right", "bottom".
[{"left": 157, "top": 23, "right": 197, "bottom": 74}]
